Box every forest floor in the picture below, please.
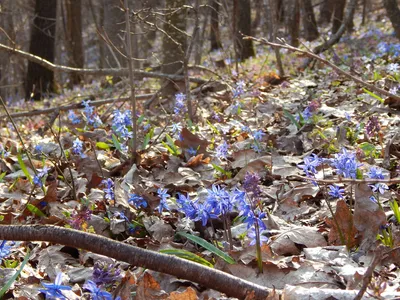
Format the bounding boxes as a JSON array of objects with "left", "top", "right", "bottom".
[{"left": 1, "top": 12, "right": 400, "bottom": 300}]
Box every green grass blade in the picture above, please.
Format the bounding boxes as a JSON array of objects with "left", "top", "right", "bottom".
[
  {"left": 160, "top": 249, "right": 213, "bottom": 268},
  {"left": 177, "top": 232, "right": 235, "bottom": 264},
  {"left": 0, "top": 249, "right": 30, "bottom": 297},
  {"left": 363, "top": 88, "right": 384, "bottom": 103},
  {"left": 27, "top": 204, "right": 46, "bottom": 217},
  {"left": 17, "top": 153, "right": 32, "bottom": 182},
  {"left": 283, "top": 109, "right": 300, "bottom": 129}
]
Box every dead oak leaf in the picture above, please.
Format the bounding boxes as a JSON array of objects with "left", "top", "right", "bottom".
[
  {"left": 169, "top": 287, "right": 198, "bottom": 300},
  {"left": 136, "top": 272, "right": 168, "bottom": 300},
  {"left": 175, "top": 128, "right": 209, "bottom": 156}
]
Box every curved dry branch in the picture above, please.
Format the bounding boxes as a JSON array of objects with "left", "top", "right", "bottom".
[
  {"left": 244, "top": 36, "right": 400, "bottom": 103},
  {"left": 0, "top": 225, "right": 273, "bottom": 299},
  {"left": 0, "top": 43, "right": 207, "bottom": 84}
]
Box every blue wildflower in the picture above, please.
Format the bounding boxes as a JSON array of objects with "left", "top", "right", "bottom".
[
  {"left": 72, "top": 138, "right": 86, "bottom": 158},
  {"left": 171, "top": 123, "right": 183, "bottom": 134},
  {"left": 0, "top": 240, "right": 12, "bottom": 263},
  {"left": 247, "top": 227, "right": 269, "bottom": 246},
  {"left": 215, "top": 140, "right": 229, "bottom": 159},
  {"left": 243, "top": 172, "right": 261, "bottom": 199},
  {"left": 112, "top": 110, "right": 132, "bottom": 140},
  {"left": 83, "top": 280, "right": 113, "bottom": 300},
  {"left": 329, "top": 148, "right": 362, "bottom": 179},
  {"left": 369, "top": 183, "right": 389, "bottom": 195},
  {"left": 298, "top": 153, "right": 321, "bottom": 177},
  {"left": 253, "top": 130, "right": 265, "bottom": 141},
  {"left": 92, "top": 261, "right": 122, "bottom": 286},
  {"left": 328, "top": 185, "right": 345, "bottom": 199},
  {"left": 366, "top": 167, "right": 385, "bottom": 180},
  {"left": 157, "top": 188, "right": 170, "bottom": 214},
  {"left": 187, "top": 147, "right": 197, "bottom": 156},
  {"left": 68, "top": 111, "right": 81, "bottom": 124},
  {"left": 174, "top": 93, "right": 186, "bottom": 115},
  {"left": 39, "top": 272, "right": 72, "bottom": 300},
  {"left": 128, "top": 194, "right": 147, "bottom": 209},
  {"left": 102, "top": 178, "right": 115, "bottom": 200}
]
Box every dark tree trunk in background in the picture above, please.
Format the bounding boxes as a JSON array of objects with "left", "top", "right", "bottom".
[
  {"left": 383, "top": 0, "right": 400, "bottom": 40},
  {"left": 332, "top": 0, "right": 346, "bottom": 34},
  {"left": 161, "top": 0, "right": 186, "bottom": 97},
  {"left": 103, "top": 0, "right": 125, "bottom": 68},
  {"left": 286, "top": 0, "right": 300, "bottom": 47},
  {"left": 65, "top": 0, "right": 84, "bottom": 85},
  {"left": 210, "top": 0, "right": 222, "bottom": 51},
  {"left": 235, "top": 0, "right": 255, "bottom": 61},
  {"left": 277, "top": 0, "right": 284, "bottom": 23},
  {"left": 26, "top": 0, "right": 57, "bottom": 100},
  {"left": 319, "top": 0, "right": 334, "bottom": 25},
  {"left": 301, "top": 0, "right": 319, "bottom": 41}
]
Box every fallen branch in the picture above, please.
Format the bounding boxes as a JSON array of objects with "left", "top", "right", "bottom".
[
  {"left": 287, "top": 174, "right": 400, "bottom": 185},
  {"left": 0, "top": 94, "right": 154, "bottom": 119},
  {"left": 0, "top": 43, "right": 207, "bottom": 84},
  {"left": 0, "top": 225, "right": 273, "bottom": 299},
  {"left": 244, "top": 36, "right": 400, "bottom": 104}
]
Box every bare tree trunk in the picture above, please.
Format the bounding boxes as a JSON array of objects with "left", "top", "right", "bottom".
[
  {"left": 301, "top": 0, "right": 319, "bottom": 41},
  {"left": 161, "top": 0, "right": 186, "bottom": 97},
  {"left": 210, "top": 0, "right": 222, "bottom": 51},
  {"left": 286, "top": 0, "right": 300, "bottom": 47},
  {"left": 332, "top": 0, "right": 346, "bottom": 34},
  {"left": 319, "top": 0, "right": 334, "bottom": 25},
  {"left": 235, "top": 0, "right": 255, "bottom": 61},
  {"left": 383, "top": 0, "right": 400, "bottom": 40},
  {"left": 266, "top": 0, "right": 284, "bottom": 77},
  {"left": 65, "top": 0, "right": 84, "bottom": 85},
  {"left": 26, "top": 0, "right": 57, "bottom": 100}
]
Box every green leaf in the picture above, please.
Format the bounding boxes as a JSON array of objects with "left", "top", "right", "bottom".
[
  {"left": 137, "top": 115, "right": 145, "bottom": 124},
  {"left": 112, "top": 134, "right": 122, "bottom": 151},
  {"left": 211, "top": 163, "right": 227, "bottom": 175},
  {"left": 27, "top": 204, "right": 46, "bottom": 217},
  {"left": 206, "top": 120, "right": 220, "bottom": 135},
  {"left": 0, "top": 172, "right": 6, "bottom": 183},
  {"left": 0, "top": 249, "right": 30, "bottom": 297},
  {"left": 143, "top": 128, "right": 154, "bottom": 149},
  {"left": 17, "top": 153, "right": 32, "bottom": 182},
  {"left": 363, "top": 88, "right": 384, "bottom": 103},
  {"left": 0, "top": 215, "right": 4, "bottom": 221},
  {"left": 159, "top": 249, "right": 213, "bottom": 268},
  {"left": 283, "top": 109, "right": 300, "bottom": 129},
  {"left": 96, "top": 142, "right": 110, "bottom": 150},
  {"left": 177, "top": 232, "right": 235, "bottom": 264}
]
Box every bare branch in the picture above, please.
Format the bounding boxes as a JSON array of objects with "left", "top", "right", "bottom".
[
  {"left": 0, "top": 42, "right": 207, "bottom": 84},
  {"left": 0, "top": 225, "right": 273, "bottom": 299}
]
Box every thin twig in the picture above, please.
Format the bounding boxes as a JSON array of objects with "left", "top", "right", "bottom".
[
  {"left": 287, "top": 174, "right": 400, "bottom": 185},
  {"left": 243, "top": 36, "right": 400, "bottom": 103}
]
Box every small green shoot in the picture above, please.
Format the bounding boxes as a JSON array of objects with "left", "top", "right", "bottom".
[
  {"left": 17, "top": 153, "right": 32, "bottom": 182},
  {"left": 0, "top": 249, "right": 30, "bottom": 298},
  {"left": 159, "top": 249, "right": 213, "bottom": 268},
  {"left": 390, "top": 200, "right": 400, "bottom": 224},
  {"left": 177, "top": 232, "right": 235, "bottom": 264}
]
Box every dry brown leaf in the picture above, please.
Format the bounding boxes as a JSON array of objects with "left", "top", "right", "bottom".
[
  {"left": 169, "top": 287, "right": 198, "bottom": 300},
  {"left": 354, "top": 183, "right": 387, "bottom": 251},
  {"left": 325, "top": 200, "right": 357, "bottom": 248},
  {"left": 175, "top": 128, "right": 209, "bottom": 156},
  {"left": 136, "top": 271, "right": 168, "bottom": 300},
  {"left": 184, "top": 153, "right": 210, "bottom": 168}
]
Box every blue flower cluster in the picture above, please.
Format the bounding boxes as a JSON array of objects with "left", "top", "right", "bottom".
[
  {"left": 376, "top": 42, "right": 400, "bottom": 57},
  {"left": 174, "top": 93, "right": 187, "bottom": 115},
  {"left": 33, "top": 166, "right": 49, "bottom": 187},
  {"left": 112, "top": 109, "right": 133, "bottom": 140},
  {"left": 68, "top": 111, "right": 81, "bottom": 124},
  {"left": 232, "top": 80, "right": 245, "bottom": 98},
  {"left": 0, "top": 240, "right": 13, "bottom": 263},
  {"left": 102, "top": 178, "right": 115, "bottom": 201},
  {"left": 329, "top": 148, "right": 362, "bottom": 179},
  {"left": 83, "top": 280, "right": 114, "bottom": 300},
  {"left": 72, "top": 138, "right": 86, "bottom": 158},
  {"left": 367, "top": 166, "right": 388, "bottom": 195},
  {"left": 216, "top": 140, "right": 229, "bottom": 159},
  {"left": 82, "top": 100, "right": 103, "bottom": 128},
  {"left": 92, "top": 261, "right": 122, "bottom": 286},
  {"left": 128, "top": 194, "right": 147, "bottom": 209},
  {"left": 0, "top": 144, "right": 10, "bottom": 158}
]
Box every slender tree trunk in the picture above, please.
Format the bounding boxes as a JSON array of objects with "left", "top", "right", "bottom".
[
  {"left": 65, "top": 0, "right": 84, "bottom": 85},
  {"left": 301, "top": 0, "right": 319, "bottom": 41},
  {"left": 319, "top": 0, "right": 334, "bottom": 25},
  {"left": 235, "top": 0, "right": 255, "bottom": 61},
  {"left": 161, "top": 0, "right": 186, "bottom": 97},
  {"left": 210, "top": 0, "right": 222, "bottom": 51},
  {"left": 26, "top": 0, "right": 57, "bottom": 100},
  {"left": 286, "top": 0, "right": 300, "bottom": 47},
  {"left": 266, "top": 0, "right": 284, "bottom": 77},
  {"left": 332, "top": 0, "right": 346, "bottom": 34},
  {"left": 383, "top": 0, "right": 400, "bottom": 40}
]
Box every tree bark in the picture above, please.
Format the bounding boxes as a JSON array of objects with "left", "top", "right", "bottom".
[
  {"left": 161, "top": 0, "right": 186, "bottom": 97},
  {"left": 235, "top": 0, "right": 255, "bottom": 61},
  {"left": 332, "top": 0, "right": 346, "bottom": 35},
  {"left": 26, "top": 0, "right": 57, "bottom": 100},
  {"left": 301, "top": 0, "right": 319, "bottom": 41},
  {"left": 210, "top": 0, "right": 222, "bottom": 51},
  {"left": 383, "top": 0, "right": 400, "bottom": 40},
  {"left": 319, "top": 0, "right": 334, "bottom": 25},
  {"left": 65, "top": 0, "right": 84, "bottom": 85},
  {"left": 286, "top": 0, "right": 300, "bottom": 47}
]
